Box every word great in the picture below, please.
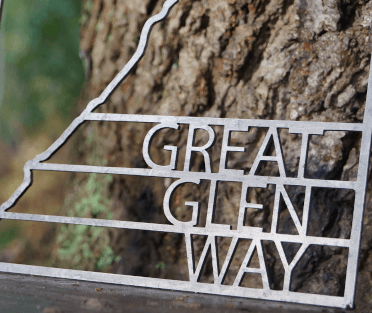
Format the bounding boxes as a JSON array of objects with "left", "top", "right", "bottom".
[{"left": 143, "top": 121, "right": 302, "bottom": 177}]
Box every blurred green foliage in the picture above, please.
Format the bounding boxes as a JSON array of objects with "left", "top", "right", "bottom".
[
  {"left": 0, "top": 0, "right": 85, "bottom": 144},
  {"left": 56, "top": 173, "right": 120, "bottom": 271},
  {"left": 0, "top": 224, "right": 19, "bottom": 250}
]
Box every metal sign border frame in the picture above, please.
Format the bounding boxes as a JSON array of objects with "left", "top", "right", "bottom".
[{"left": 0, "top": 0, "right": 371, "bottom": 309}]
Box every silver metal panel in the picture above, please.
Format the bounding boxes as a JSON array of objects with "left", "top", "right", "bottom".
[{"left": 0, "top": 0, "right": 371, "bottom": 309}]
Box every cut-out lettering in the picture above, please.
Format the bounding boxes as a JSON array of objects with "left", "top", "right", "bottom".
[
  {"left": 249, "top": 128, "right": 286, "bottom": 177},
  {"left": 184, "top": 124, "right": 215, "bottom": 173}
]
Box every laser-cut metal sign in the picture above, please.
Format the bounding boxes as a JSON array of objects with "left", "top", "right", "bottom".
[{"left": 0, "top": 0, "right": 371, "bottom": 309}]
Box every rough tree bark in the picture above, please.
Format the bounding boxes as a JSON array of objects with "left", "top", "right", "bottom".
[{"left": 55, "top": 0, "right": 372, "bottom": 310}]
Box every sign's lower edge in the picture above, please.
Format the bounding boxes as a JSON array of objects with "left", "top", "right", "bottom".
[{"left": 0, "top": 262, "right": 352, "bottom": 309}]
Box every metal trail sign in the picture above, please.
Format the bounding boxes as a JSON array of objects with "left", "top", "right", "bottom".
[{"left": 0, "top": 0, "right": 371, "bottom": 309}]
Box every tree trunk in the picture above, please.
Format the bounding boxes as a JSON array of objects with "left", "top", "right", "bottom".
[{"left": 57, "top": 0, "right": 372, "bottom": 310}]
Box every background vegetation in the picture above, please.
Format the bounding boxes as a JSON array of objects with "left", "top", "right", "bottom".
[
  {"left": 0, "top": 0, "right": 84, "bottom": 258},
  {"left": 0, "top": 0, "right": 84, "bottom": 144}
]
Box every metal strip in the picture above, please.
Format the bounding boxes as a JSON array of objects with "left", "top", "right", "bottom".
[
  {"left": 0, "top": 262, "right": 351, "bottom": 308},
  {"left": 85, "top": 113, "right": 365, "bottom": 131},
  {"left": 341, "top": 56, "right": 372, "bottom": 307},
  {"left": 31, "top": 162, "right": 356, "bottom": 189},
  {"left": 0, "top": 212, "right": 351, "bottom": 247}
]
